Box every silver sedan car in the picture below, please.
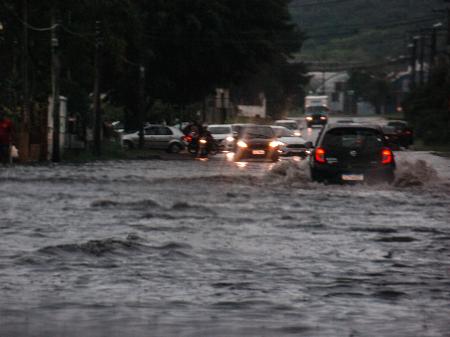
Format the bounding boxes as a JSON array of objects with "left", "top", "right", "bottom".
[{"left": 122, "top": 125, "right": 185, "bottom": 153}]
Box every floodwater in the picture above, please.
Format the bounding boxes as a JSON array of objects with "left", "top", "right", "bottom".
[{"left": 0, "top": 151, "right": 449, "bottom": 337}]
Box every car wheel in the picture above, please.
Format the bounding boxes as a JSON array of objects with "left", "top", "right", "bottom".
[
  {"left": 124, "top": 140, "right": 134, "bottom": 150},
  {"left": 168, "top": 143, "right": 182, "bottom": 154},
  {"left": 310, "top": 168, "right": 324, "bottom": 183},
  {"left": 385, "top": 171, "right": 395, "bottom": 185}
]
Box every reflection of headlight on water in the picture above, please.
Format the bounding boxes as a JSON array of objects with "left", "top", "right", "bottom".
[
  {"left": 236, "top": 162, "right": 247, "bottom": 169},
  {"left": 226, "top": 152, "right": 235, "bottom": 161},
  {"left": 293, "top": 156, "right": 301, "bottom": 162}
]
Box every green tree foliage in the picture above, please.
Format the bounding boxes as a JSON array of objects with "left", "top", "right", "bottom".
[
  {"left": 347, "top": 70, "right": 394, "bottom": 114},
  {"left": 403, "top": 60, "right": 450, "bottom": 145},
  {"left": 290, "top": 0, "right": 444, "bottom": 62},
  {"left": 0, "top": 0, "right": 306, "bottom": 130}
]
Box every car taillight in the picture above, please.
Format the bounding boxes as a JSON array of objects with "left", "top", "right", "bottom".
[
  {"left": 381, "top": 148, "right": 393, "bottom": 164},
  {"left": 315, "top": 147, "right": 326, "bottom": 163},
  {"left": 183, "top": 135, "right": 192, "bottom": 142}
]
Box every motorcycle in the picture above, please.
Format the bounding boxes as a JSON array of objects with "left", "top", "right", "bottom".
[{"left": 183, "top": 132, "right": 218, "bottom": 158}]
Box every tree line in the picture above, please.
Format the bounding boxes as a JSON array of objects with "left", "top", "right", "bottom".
[{"left": 0, "top": 0, "right": 307, "bottom": 133}]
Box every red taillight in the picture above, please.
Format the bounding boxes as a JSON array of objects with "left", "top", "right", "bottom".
[
  {"left": 183, "top": 135, "right": 192, "bottom": 142},
  {"left": 315, "top": 147, "right": 326, "bottom": 163},
  {"left": 381, "top": 148, "right": 393, "bottom": 164}
]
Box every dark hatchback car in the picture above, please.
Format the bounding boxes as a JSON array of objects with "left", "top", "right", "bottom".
[
  {"left": 233, "top": 125, "right": 281, "bottom": 162},
  {"left": 309, "top": 124, "right": 396, "bottom": 184}
]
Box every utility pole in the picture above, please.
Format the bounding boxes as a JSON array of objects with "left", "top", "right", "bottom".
[
  {"left": 51, "top": 10, "right": 61, "bottom": 162},
  {"left": 429, "top": 23, "right": 441, "bottom": 80},
  {"left": 409, "top": 36, "right": 419, "bottom": 91},
  {"left": 93, "top": 20, "right": 102, "bottom": 156},
  {"left": 419, "top": 35, "right": 425, "bottom": 86},
  {"left": 20, "top": 0, "right": 30, "bottom": 161},
  {"left": 138, "top": 64, "right": 146, "bottom": 149}
]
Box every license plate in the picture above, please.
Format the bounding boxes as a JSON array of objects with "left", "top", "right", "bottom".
[
  {"left": 252, "top": 150, "right": 265, "bottom": 155},
  {"left": 342, "top": 174, "right": 364, "bottom": 181}
]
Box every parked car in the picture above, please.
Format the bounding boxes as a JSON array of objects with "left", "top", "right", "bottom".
[
  {"left": 207, "top": 124, "right": 234, "bottom": 151},
  {"left": 271, "top": 125, "right": 307, "bottom": 157},
  {"left": 305, "top": 106, "right": 329, "bottom": 128},
  {"left": 122, "top": 125, "right": 185, "bottom": 153},
  {"left": 309, "top": 123, "right": 395, "bottom": 184},
  {"left": 386, "top": 120, "right": 414, "bottom": 148},
  {"left": 232, "top": 124, "right": 281, "bottom": 162}
]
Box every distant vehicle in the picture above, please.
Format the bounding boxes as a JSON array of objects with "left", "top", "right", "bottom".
[
  {"left": 309, "top": 123, "right": 396, "bottom": 184},
  {"left": 274, "top": 119, "right": 302, "bottom": 136},
  {"left": 271, "top": 125, "right": 307, "bottom": 157},
  {"left": 232, "top": 124, "right": 281, "bottom": 162},
  {"left": 305, "top": 107, "right": 329, "bottom": 128},
  {"left": 386, "top": 120, "right": 414, "bottom": 148},
  {"left": 122, "top": 125, "right": 185, "bottom": 153},
  {"left": 207, "top": 124, "right": 234, "bottom": 151},
  {"left": 305, "top": 95, "right": 328, "bottom": 109},
  {"left": 304, "top": 95, "right": 330, "bottom": 128}
]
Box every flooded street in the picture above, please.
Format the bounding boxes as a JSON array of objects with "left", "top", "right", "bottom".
[{"left": 0, "top": 150, "right": 449, "bottom": 337}]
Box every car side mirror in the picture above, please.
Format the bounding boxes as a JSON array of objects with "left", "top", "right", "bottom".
[{"left": 305, "top": 141, "right": 314, "bottom": 149}]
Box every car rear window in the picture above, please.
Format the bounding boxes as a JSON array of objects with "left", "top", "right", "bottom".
[
  {"left": 322, "top": 128, "right": 384, "bottom": 152},
  {"left": 209, "top": 126, "right": 231, "bottom": 134}
]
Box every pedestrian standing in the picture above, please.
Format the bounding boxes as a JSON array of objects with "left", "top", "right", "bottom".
[{"left": 0, "top": 110, "right": 14, "bottom": 164}]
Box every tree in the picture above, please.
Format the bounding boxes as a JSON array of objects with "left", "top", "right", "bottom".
[{"left": 347, "top": 70, "right": 394, "bottom": 114}]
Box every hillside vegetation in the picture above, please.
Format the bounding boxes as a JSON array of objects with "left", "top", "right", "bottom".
[{"left": 290, "top": 0, "right": 446, "bottom": 63}]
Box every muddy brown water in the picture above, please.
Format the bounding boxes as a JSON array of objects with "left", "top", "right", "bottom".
[{"left": 0, "top": 154, "right": 449, "bottom": 337}]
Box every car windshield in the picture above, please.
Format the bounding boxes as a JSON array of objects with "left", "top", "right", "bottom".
[
  {"left": 208, "top": 126, "right": 231, "bottom": 134},
  {"left": 305, "top": 106, "right": 329, "bottom": 115},
  {"left": 275, "top": 122, "right": 297, "bottom": 130},
  {"left": 274, "top": 127, "right": 294, "bottom": 137},
  {"left": 240, "top": 126, "right": 274, "bottom": 139},
  {"left": 322, "top": 128, "right": 384, "bottom": 152}
]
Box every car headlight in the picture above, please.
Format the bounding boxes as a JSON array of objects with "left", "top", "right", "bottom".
[
  {"left": 237, "top": 140, "right": 248, "bottom": 148},
  {"left": 226, "top": 136, "right": 234, "bottom": 142},
  {"left": 320, "top": 116, "right": 327, "bottom": 120},
  {"left": 294, "top": 131, "right": 302, "bottom": 137},
  {"left": 269, "top": 140, "right": 284, "bottom": 148},
  {"left": 306, "top": 116, "right": 313, "bottom": 121}
]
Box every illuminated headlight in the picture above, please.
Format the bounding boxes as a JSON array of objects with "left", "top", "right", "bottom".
[
  {"left": 320, "top": 116, "right": 327, "bottom": 120},
  {"left": 199, "top": 139, "right": 207, "bottom": 144},
  {"left": 269, "top": 140, "right": 284, "bottom": 148},
  {"left": 226, "top": 136, "right": 234, "bottom": 142},
  {"left": 237, "top": 140, "right": 248, "bottom": 148},
  {"left": 294, "top": 131, "right": 302, "bottom": 137},
  {"left": 306, "top": 116, "right": 313, "bottom": 121}
]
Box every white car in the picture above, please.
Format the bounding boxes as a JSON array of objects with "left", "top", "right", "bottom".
[
  {"left": 207, "top": 124, "right": 235, "bottom": 151},
  {"left": 122, "top": 125, "right": 185, "bottom": 153},
  {"left": 271, "top": 125, "right": 307, "bottom": 157},
  {"left": 274, "top": 119, "right": 302, "bottom": 136}
]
